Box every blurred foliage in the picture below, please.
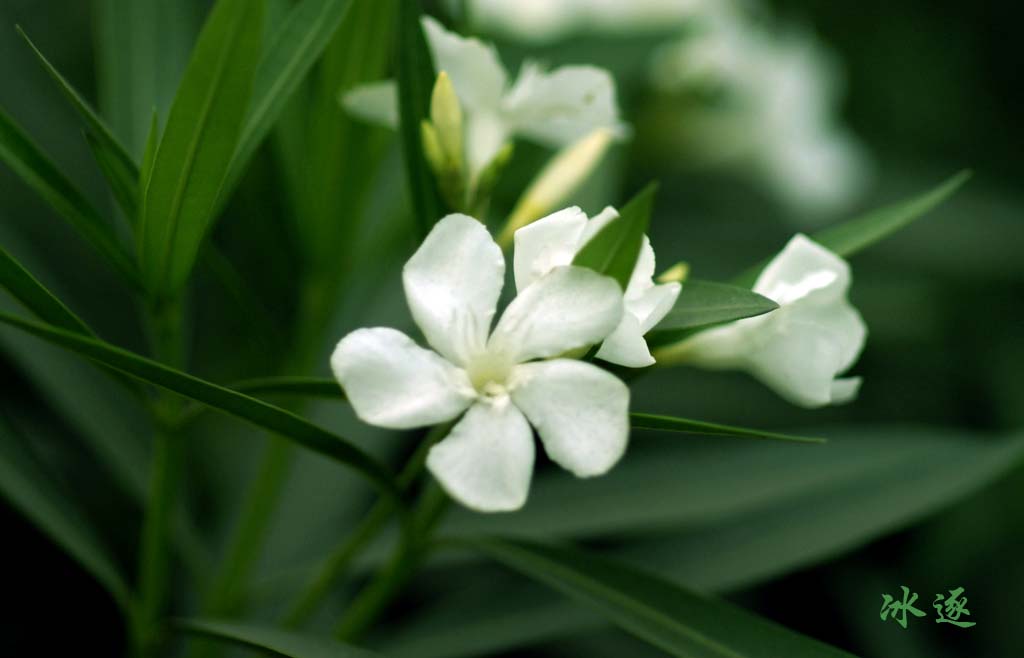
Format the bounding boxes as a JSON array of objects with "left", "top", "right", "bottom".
[{"left": 0, "top": 0, "right": 1021, "bottom": 656}]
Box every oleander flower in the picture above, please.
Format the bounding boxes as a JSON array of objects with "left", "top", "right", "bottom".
[
  {"left": 331, "top": 214, "right": 630, "bottom": 512},
  {"left": 344, "top": 16, "right": 623, "bottom": 180},
  {"left": 658, "top": 234, "right": 866, "bottom": 407},
  {"left": 514, "top": 206, "right": 682, "bottom": 367}
]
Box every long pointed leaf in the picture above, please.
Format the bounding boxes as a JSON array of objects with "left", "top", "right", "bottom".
[
  {"left": 650, "top": 279, "right": 778, "bottom": 341},
  {"left": 0, "top": 312, "right": 399, "bottom": 498},
  {"left": 139, "top": 0, "right": 264, "bottom": 297},
  {"left": 175, "top": 618, "right": 380, "bottom": 658},
  {"left": 0, "top": 245, "right": 92, "bottom": 335},
  {"left": 468, "top": 538, "right": 856, "bottom": 658},
  {"left": 630, "top": 413, "right": 824, "bottom": 444},
  {"left": 0, "top": 415, "right": 133, "bottom": 611},
  {"left": 0, "top": 109, "right": 138, "bottom": 285},
  {"left": 396, "top": 0, "right": 443, "bottom": 236}
]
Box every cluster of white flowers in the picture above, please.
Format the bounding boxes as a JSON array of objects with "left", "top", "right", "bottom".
[{"left": 332, "top": 15, "right": 869, "bottom": 513}]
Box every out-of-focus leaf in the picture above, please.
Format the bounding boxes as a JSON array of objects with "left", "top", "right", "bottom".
[
  {"left": 0, "top": 109, "right": 139, "bottom": 285},
  {"left": 630, "top": 413, "right": 824, "bottom": 444},
  {"left": 139, "top": 110, "right": 159, "bottom": 212},
  {"left": 0, "top": 312, "right": 399, "bottom": 498},
  {"left": 138, "top": 0, "right": 263, "bottom": 297},
  {"left": 383, "top": 428, "right": 1024, "bottom": 657},
  {"left": 649, "top": 279, "right": 778, "bottom": 342},
  {"left": 17, "top": 26, "right": 139, "bottom": 220},
  {"left": 0, "top": 415, "right": 133, "bottom": 611},
  {"left": 467, "top": 538, "right": 856, "bottom": 658},
  {"left": 0, "top": 245, "right": 92, "bottom": 335},
  {"left": 224, "top": 0, "right": 366, "bottom": 202},
  {"left": 735, "top": 170, "right": 972, "bottom": 286},
  {"left": 396, "top": 0, "right": 443, "bottom": 236},
  {"left": 94, "top": 0, "right": 199, "bottom": 156},
  {"left": 573, "top": 183, "right": 655, "bottom": 290},
  {"left": 175, "top": 618, "right": 380, "bottom": 657},
  {"left": 292, "top": 0, "right": 397, "bottom": 272}
]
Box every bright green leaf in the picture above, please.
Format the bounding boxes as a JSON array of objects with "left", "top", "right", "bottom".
[
  {"left": 0, "top": 109, "right": 139, "bottom": 285},
  {"left": 138, "top": 0, "right": 264, "bottom": 297},
  {"left": 0, "top": 416, "right": 133, "bottom": 612},
  {"left": 175, "top": 618, "right": 380, "bottom": 657},
  {"left": 630, "top": 413, "right": 824, "bottom": 444},
  {"left": 649, "top": 280, "right": 778, "bottom": 342},
  {"left": 397, "top": 0, "right": 444, "bottom": 236},
  {"left": 0, "top": 312, "right": 400, "bottom": 499},
  {"left": 573, "top": 183, "right": 656, "bottom": 290},
  {"left": 468, "top": 538, "right": 856, "bottom": 658}
]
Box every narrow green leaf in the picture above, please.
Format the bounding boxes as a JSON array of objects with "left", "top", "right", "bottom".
[
  {"left": 139, "top": 0, "right": 264, "bottom": 297},
  {"left": 397, "top": 0, "right": 444, "bottom": 235},
  {"left": 230, "top": 376, "right": 344, "bottom": 399},
  {"left": 650, "top": 280, "right": 778, "bottom": 338},
  {"left": 630, "top": 413, "right": 824, "bottom": 444},
  {"left": 0, "top": 416, "right": 133, "bottom": 611},
  {"left": 736, "top": 171, "right": 972, "bottom": 286},
  {"left": 17, "top": 25, "right": 139, "bottom": 219},
  {"left": 0, "top": 109, "right": 139, "bottom": 285},
  {"left": 0, "top": 312, "right": 399, "bottom": 498},
  {"left": 389, "top": 429, "right": 1024, "bottom": 657},
  {"left": 139, "top": 109, "right": 160, "bottom": 219},
  {"left": 573, "top": 183, "right": 656, "bottom": 290},
  {"left": 0, "top": 245, "right": 92, "bottom": 335},
  {"left": 469, "top": 538, "right": 856, "bottom": 658},
  {"left": 224, "top": 0, "right": 361, "bottom": 200},
  {"left": 175, "top": 618, "right": 380, "bottom": 657}
]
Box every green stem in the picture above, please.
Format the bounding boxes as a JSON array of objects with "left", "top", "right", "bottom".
[
  {"left": 136, "top": 298, "right": 186, "bottom": 655},
  {"left": 281, "top": 427, "right": 440, "bottom": 628}
]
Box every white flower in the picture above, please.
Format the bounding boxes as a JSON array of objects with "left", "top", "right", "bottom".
[
  {"left": 661, "top": 234, "right": 866, "bottom": 408},
  {"left": 343, "top": 16, "right": 623, "bottom": 179},
  {"left": 514, "top": 206, "right": 681, "bottom": 368},
  {"left": 331, "top": 214, "right": 630, "bottom": 512}
]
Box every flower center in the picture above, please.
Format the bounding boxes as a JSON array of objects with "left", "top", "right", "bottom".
[{"left": 465, "top": 351, "right": 514, "bottom": 398}]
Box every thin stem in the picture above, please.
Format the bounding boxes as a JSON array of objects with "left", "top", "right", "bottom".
[
  {"left": 135, "top": 298, "right": 186, "bottom": 655},
  {"left": 282, "top": 426, "right": 443, "bottom": 628}
]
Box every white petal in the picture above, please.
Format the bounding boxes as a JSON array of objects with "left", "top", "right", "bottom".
[
  {"left": 503, "top": 63, "right": 623, "bottom": 148},
  {"left": 595, "top": 312, "right": 655, "bottom": 368},
  {"left": 580, "top": 205, "right": 619, "bottom": 244},
  {"left": 426, "top": 401, "right": 534, "bottom": 512},
  {"left": 403, "top": 214, "right": 505, "bottom": 366},
  {"left": 512, "top": 206, "right": 587, "bottom": 292},
  {"left": 342, "top": 81, "right": 398, "bottom": 128},
  {"left": 632, "top": 281, "right": 681, "bottom": 334},
  {"left": 511, "top": 359, "right": 629, "bottom": 477},
  {"left": 330, "top": 328, "right": 474, "bottom": 429},
  {"left": 464, "top": 111, "right": 511, "bottom": 178},
  {"left": 754, "top": 234, "right": 850, "bottom": 305},
  {"left": 421, "top": 16, "right": 507, "bottom": 112},
  {"left": 489, "top": 266, "right": 623, "bottom": 363},
  {"left": 830, "top": 377, "right": 862, "bottom": 405}
]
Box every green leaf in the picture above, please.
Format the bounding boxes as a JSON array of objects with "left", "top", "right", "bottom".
[
  {"left": 138, "top": 0, "right": 264, "bottom": 297},
  {"left": 224, "top": 0, "right": 366, "bottom": 202},
  {"left": 735, "top": 171, "right": 972, "bottom": 286},
  {"left": 649, "top": 279, "right": 778, "bottom": 344},
  {"left": 230, "top": 376, "right": 344, "bottom": 399},
  {"left": 17, "top": 26, "right": 140, "bottom": 220},
  {"left": 468, "top": 538, "right": 856, "bottom": 658},
  {"left": 389, "top": 428, "right": 1024, "bottom": 657},
  {"left": 572, "top": 183, "right": 656, "bottom": 290},
  {"left": 0, "top": 245, "right": 92, "bottom": 335},
  {"left": 0, "top": 312, "right": 399, "bottom": 499},
  {"left": 175, "top": 618, "right": 380, "bottom": 657},
  {"left": 397, "top": 0, "right": 444, "bottom": 236},
  {"left": 0, "top": 109, "right": 139, "bottom": 285},
  {"left": 0, "top": 416, "right": 133, "bottom": 611},
  {"left": 630, "top": 413, "right": 824, "bottom": 444}
]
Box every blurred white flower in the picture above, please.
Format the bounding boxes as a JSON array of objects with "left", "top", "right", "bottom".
[
  {"left": 650, "top": 12, "right": 872, "bottom": 219},
  {"left": 331, "top": 214, "right": 629, "bottom": 512},
  {"left": 344, "top": 16, "right": 623, "bottom": 181},
  {"left": 658, "top": 234, "right": 866, "bottom": 408},
  {"left": 468, "top": 0, "right": 712, "bottom": 42},
  {"left": 514, "top": 206, "right": 681, "bottom": 367}
]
